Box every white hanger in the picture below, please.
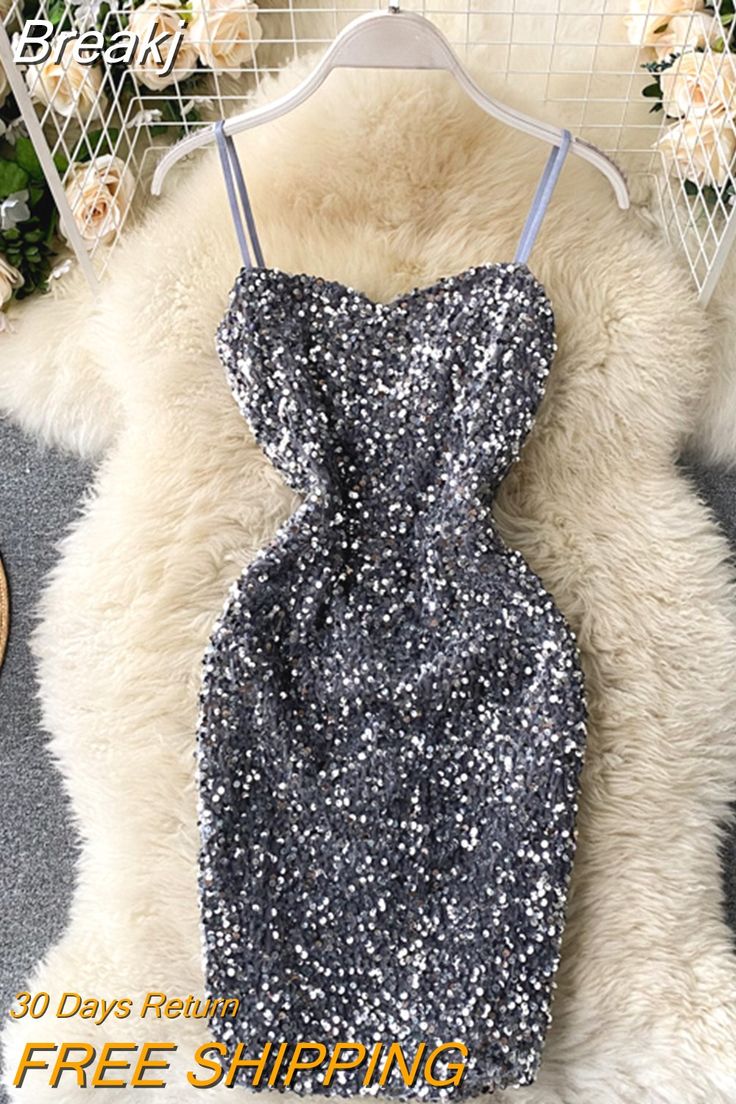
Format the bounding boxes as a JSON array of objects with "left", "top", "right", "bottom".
[{"left": 152, "top": 3, "right": 629, "bottom": 208}]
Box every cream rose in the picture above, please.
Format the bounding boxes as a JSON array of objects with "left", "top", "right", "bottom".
[
  {"left": 62, "top": 154, "right": 135, "bottom": 247},
  {"left": 0, "top": 254, "right": 23, "bottom": 308},
  {"left": 188, "top": 0, "right": 262, "bottom": 71},
  {"left": 661, "top": 48, "right": 736, "bottom": 117},
  {"left": 653, "top": 11, "right": 720, "bottom": 60},
  {"left": 127, "top": 0, "right": 198, "bottom": 89},
  {"left": 624, "top": 0, "right": 705, "bottom": 48},
  {"left": 658, "top": 114, "right": 736, "bottom": 188},
  {"left": 25, "top": 49, "right": 106, "bottom": 119}
]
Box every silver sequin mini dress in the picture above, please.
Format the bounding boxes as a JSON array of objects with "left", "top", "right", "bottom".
[{"left": 196, "top": 126, "right": 587, "bottom": 1099}]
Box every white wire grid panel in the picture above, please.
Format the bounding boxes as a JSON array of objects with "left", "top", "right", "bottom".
[{"left": 0, "top": 1, "right": 733, "bottom": 298}]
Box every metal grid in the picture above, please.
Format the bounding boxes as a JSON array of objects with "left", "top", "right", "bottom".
[
  {"left": 647, "top": 16, "right": 736, "bottom": 302},
  {"left": 0, "top": 1, "right": 734, "bottom": 299}
]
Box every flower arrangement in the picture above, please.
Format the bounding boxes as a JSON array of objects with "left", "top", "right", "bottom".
[
  {"left": 626, "top": 0, "right": 736, "bottom": 201},
  {"left": 0, "top": 0, "right": 263, "bottom": 326}
]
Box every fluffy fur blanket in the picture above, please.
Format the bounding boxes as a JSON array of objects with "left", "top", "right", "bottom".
[{"left": 2, "top": 58, "right": 736, "bottom": 1104}]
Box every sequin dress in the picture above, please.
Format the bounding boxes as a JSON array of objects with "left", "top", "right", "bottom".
[{"left": 197, "top": 124, "right": 587, "bottom": 1099}]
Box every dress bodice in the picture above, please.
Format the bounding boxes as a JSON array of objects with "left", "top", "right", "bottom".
[{"left": 216, "top": 263, "right": 555, "bottom": 505}]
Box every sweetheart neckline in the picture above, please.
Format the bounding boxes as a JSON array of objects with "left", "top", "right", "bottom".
[{"left": 228, "top": 259, "right": 553, "bottom": 314}]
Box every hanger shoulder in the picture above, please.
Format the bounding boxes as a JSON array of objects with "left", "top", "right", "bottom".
[
  {"left": 453, "top": 64, "right": 629, "bottom": 210},
  {"left": 153, "top": 12, "right": 450, "bottom": 195},
  {"left": 572, "top": 137, "right": 630, "bottom": 209}
]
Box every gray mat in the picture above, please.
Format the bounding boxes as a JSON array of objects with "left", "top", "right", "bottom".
[
  {"left": 684, "top": 456, "right": 736, "bottom": 937},
  {"left": 0, "top": 423, "right": 734, "bottom": 1103},
  {"left": 0, "top": 421, "right": 87, "bottom": 1024}
]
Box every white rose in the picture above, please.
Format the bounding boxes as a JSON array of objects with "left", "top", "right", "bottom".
[
  {"left": 0, "top": 254, "right": 23, "bottom": 307},
  {"left": 25, "top": 49, "right": 106, "bottom": 119},
  {"left": 660, "top": 48, "right": 736, "bottom": 117},
  {"left": 62, "top": 154, "right": 134, "bottom": 247},
  {"left": 653, "top": 11, "right": 720, "bottom": 60},
  {"left": 658, "top": 114, "right": 736, "bottom": 188},
  {"left": 127, "top": 0, "right": 198, "bottom": 89},
  {"left": 624, "top": 0, "right": 705, "bottom": 48},
  {"left": 188, "top": 0, "right": 262, "bottom": 71}
]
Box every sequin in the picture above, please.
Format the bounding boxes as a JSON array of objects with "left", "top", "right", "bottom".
[{"left": 197, "top": 261, "right": 587, "bottom": 1098}]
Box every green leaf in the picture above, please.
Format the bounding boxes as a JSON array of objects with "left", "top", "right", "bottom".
[
  {"left": 28, "top": 182, "right": 45, "bottom": 206},
  {"left": 73, "top": 127, "right": 120, "bottom": 163},
  {"left": 684, "top": 179, "right": 699, "bottom": 196},
  {"left": 642, "top": 80, "right": 662, "bottom": 99},
  {"left": 48, "top": 0, "right": 68, "bottom": 25},
  {"left": 0, "top": 160, "right": 29, "bottom": 199},
  {"left": 44, "top": 207, "right": 59, "bottom": 244},
  {"left": 14, "top": 136, "right": 44, "bottom": 182}
]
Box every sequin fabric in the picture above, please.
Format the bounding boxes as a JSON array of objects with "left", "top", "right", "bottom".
[{"left": 198, "top": 261, "right": 587, "bottom": 1098}]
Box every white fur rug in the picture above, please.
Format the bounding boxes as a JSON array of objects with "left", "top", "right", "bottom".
[{"left": 2, "top": 58, "right": 736, "bottom": 1104}]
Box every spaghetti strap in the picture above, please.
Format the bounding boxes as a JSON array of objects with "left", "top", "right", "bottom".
[
  {"left": 215, "top": 121, "right": 265, "bottom": 270},
  {"left": 215, "top": 120, "right": 569, "bottom": 271},
  {"left": 515, "top": 129, "right": 572, "bottom": 266}
]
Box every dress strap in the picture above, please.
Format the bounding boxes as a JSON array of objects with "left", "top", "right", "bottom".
[
  {"left": 215, "top": 121, "right": 265, "bottom": 269},
  {"left": 514, "top": 129, "right": 572, "bottom": 266}
]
